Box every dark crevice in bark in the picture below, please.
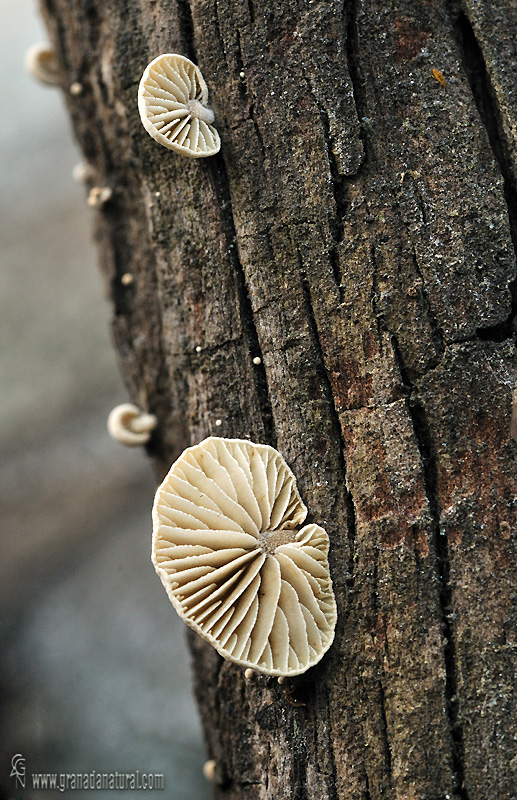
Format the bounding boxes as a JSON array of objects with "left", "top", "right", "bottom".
[
  {"left": 411, "top": 245, "right": 446, "bottom": 364},
  {"left": 292, "top": 741, "right": 309, "bottom": 800},
  {"left": 389, "top": 335, "right": 468, "bottom": 799},
  {"left": 344, "top": 0, "right": 367, "bottom": 162},
  {"left": 177, "top": 0, "right": 197, "bottom": 62},
  {"left": 364, "top": 769, "right": 372, "bottom": 800},
  {"left": 246, "top": 0, "right": 255, "bottom": 25},
  {"left": 476, "top": 311, "right": 516, "bottom": 342},
  {"left": 321, "top": 111, "right": 347, "bottom": 245},
  {"left": 318, "top": 0, "right": 366, "bottom": 304},
  {"left": 300, "top": 279, "right": 357, "bottom": 582},
  {"left": 369, "top": 563, "right": 392, "bottom": 786},
  {"left": 406, "top": 394, "right": 469, "bottom": 800},
  {"left": 319, "top": 109, "right": 347, "bottom": 298},
  {"left": 328, "top": 245, "right": 343, "bottom": 301},
  {"left": 378, "top": 681, "right": 393, "bottom": 784},
  {"left": 368, "top": 561, "right": 393, "bottom": 785},
  {"left": 234, "top": 29, "right": 248, "bottom": 100},
  {"left": 248, "top": 103, "right": 266, "bottom": 159},
  {"left": 210, "top": 156, "right": 276, "bottom": 446},
  {"left": 453, "top": 10, "right": 517, "bottom": 342}
]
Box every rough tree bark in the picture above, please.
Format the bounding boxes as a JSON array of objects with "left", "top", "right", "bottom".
[{"left": 39, "top": 0, "right": 516, "bottom": 798}]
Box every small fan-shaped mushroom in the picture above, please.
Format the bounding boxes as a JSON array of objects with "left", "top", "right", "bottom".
[
  {"left": 152, "top": 437, "right": 337, "bottom": 677},
  {"left": 138, "top": 54, "right": 220, "bottom": 158},
  {"left": 24, "top": 43, "right": 60, "bottom": 86}
]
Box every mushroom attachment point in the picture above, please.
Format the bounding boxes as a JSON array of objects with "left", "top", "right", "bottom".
[
  {"left": 24, "top": 43, "right": 60, "bottom": 86},
  {"left": 152, "top": 437, "right": 337, "bottom": 677},
  {"left": 87, "top": 186, "right": 112, "bottom": 208},
  {"left": 138, "top": 54, "right": 221, "bottom": 158},
  {"left": 107, "top": 404, "right": 157, "bottom": 447}
]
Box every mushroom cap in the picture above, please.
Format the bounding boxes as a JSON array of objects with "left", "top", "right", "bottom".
[
  {"left": 152, "top": 437, "right": 337, "bottom": 677},
  {"left": 138, "top": 54, "right": 221, "bottom": 158},
  {"left": 24, "top": 43, "right": 60, "bottom": 86}
]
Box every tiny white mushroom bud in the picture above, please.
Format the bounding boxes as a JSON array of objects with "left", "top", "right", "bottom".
[
  {"left": 108, "top": 403, "right": 157, "bottom": 447},
  {"left": 138, "top": 54, "right": 220, "bottom": 157},
  {"left": 278, "top": 676, "right": 286, "bottom": 684},
  {"left": 87, "top": 186, "right": 113, "bottom": 208},
  {"left": 215, "top": 419, "right": 222, "bottom": 427},
  {"left": 195, "top": 345, "right": 202, "bottom": 353},
  {"left": 202, "top": 760, "right": 216, "bottom": 782},
  {"left": 244, "top": 668, "right": 254, "bottom": 680},
  {"left": 69, "top": 81, "right": 83, "bottom": 96},
  {"left": 24, "top": 43, "right": 60, "bottom": 86},
  {"left": 72, "top": 162, "right": 95, "bottom": 184},
  {"left": 121, "top": 273, "right": 134, "bottom": 286},
  {"left": 239, "top": 71, "right": 245, "bottom": 79},
  {"left": 252, "top": 356, "right": 262, "bottom": 365}
]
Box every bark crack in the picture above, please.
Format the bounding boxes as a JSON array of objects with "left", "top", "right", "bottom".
[
  {"left": 411, "top": 245, "right": 446, "bottom": 365},
  {"left": 300, "top": 279, "right": 358, "bottom": 583},
  {"left": 210, "top": 155, "right": 276, "bottom": 446},
  {"left": 319, "top": 107, "right": 347, "bottom": 298},
  {"left": 389, "top": 334, "right": 469, "bottom": 800},
  {"left": 247, "top": 102, "right": 266, "bottom": 160},
  {"left": 378, "top": 680, "right": 393, "bottom": 784},
  {"left": 344, "top": 0, "right": 367, "bottom": 166},
  {"left": 453, "top": 9, "right": 517, "bottom": 343},
  {"left": 177, "top": 0, "right": 197, "bottom": 62}
]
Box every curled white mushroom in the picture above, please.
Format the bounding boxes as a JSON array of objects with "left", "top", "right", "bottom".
[
  {"left": 87, "top": 186, "right": 112, "bottom": 208},
  {"left": 107, "top": 404, "right": 157, "bottom": 447},
  {"left": 138, "top": 54, "right": 220, "bottom": 157},
  {"left": 152, "top": 437, "right": 337, "bottom": 677},
  {"left": 24, "top": 43, "right": 60, "bottom": 86}
]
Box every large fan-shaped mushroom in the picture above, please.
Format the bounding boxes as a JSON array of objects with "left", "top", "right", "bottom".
[
  {"left": 152, "top": 437, "right": 337, "bottom": 677},
  {"left": 138, "top": 54, "right": 220, "bottom": 158}
]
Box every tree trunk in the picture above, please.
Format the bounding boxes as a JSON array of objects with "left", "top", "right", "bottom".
[{"left": 39, "top": 0, "right": 517, "bottom": 797}]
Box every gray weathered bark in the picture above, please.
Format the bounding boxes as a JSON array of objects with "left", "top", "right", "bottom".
[{"left": 39, "top": 0, "right": 517, "bottom": 797}]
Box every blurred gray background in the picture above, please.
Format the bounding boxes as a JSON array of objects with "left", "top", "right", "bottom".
[{"left": 0, "top": 1, "right": 208, "bottom": 797}]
